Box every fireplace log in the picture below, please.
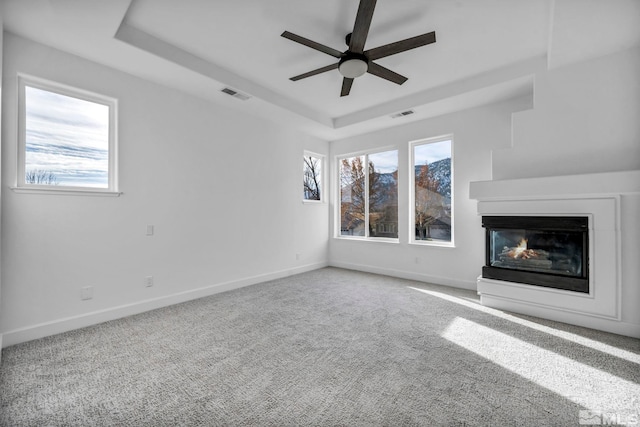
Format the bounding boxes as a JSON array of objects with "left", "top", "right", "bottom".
[
  {"left": 495, "top": 258, "right": 553, "bottom": 269},
  {"left": 499, "top": 247, "right": 550, "bottom": 260}
]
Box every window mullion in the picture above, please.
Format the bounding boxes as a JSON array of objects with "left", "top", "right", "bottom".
[{"left": 364, "top": 154, "right": 370, "bottom": 238}]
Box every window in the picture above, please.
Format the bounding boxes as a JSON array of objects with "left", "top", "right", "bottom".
[
  {"left": 339, "top": 149, "right": 398, "bottom": 239},
  {"left": 303, "top": 152, "right": 322, "bottom": 202},
  {"left": 410, "top": 136, "right": 453, "bottom": 245},
  {"left": 17, "top": 75, "right": 118, "bottom": 193}
]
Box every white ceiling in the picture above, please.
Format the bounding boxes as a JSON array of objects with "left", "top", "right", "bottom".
[{"left": 2, "top": 0, "right": 639, "bottom": 140}]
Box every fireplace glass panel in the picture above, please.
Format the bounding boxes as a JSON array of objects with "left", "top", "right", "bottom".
[
  {"left": 489, "top": 228, "right": 584, "bottom": 277},
  {"left": 482, "top": 216, "right": 589, "bottom": 293}
]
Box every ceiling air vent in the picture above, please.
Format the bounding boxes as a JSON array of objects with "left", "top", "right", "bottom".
[
  {"left": 221, "top": 87, "right": 251, "bottom": 101},
  {"left": 391, "top": 110, "right": 415, "bottom": 118}
]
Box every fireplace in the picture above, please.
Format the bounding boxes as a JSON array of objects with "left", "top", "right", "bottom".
[
  {"left": 470, "top": 171, "right": 637, "bottom": 337},
  {"left": 482, "top": 216, "right": 589, "bottom": 293}
]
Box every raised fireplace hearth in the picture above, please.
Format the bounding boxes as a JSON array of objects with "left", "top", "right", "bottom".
[{"left": 482, "top": 216, "right": 589, "bottom": 293}]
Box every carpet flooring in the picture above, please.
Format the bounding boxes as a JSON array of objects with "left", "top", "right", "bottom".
[{"left": 1, "top": 267, "right": 639, "bottom": 426}]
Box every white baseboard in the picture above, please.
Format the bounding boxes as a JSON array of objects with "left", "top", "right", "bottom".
[
  {"left": 329, "top": 261, "right": 477, "bottom": 291},
  {"left": 2, "top": 262, "right": 328, "bottom": 348}
]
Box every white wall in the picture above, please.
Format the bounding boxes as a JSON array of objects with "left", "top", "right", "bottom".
[
  {"left": 0, "top": 33, "right": 329, "bottom": 346},
  {"left": 328, "top": 97, "right": 531, "bottom": 288},
  {"left": 494, "top": 46, "right": 640, "bottom": 180}
]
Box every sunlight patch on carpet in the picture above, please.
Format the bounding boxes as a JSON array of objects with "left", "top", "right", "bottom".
[
  {"left": 408, "top": 286, "right": 640, "bottom": 365},
  {"left": 441, "top": 316, "right": 640, "bottom": 416}
]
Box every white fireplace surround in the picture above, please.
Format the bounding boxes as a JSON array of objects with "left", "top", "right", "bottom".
[{"left": 470, "top": 170, "right": 640, "bottom": 338}]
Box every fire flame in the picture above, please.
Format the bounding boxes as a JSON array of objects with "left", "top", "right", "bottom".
[
  {"left": 501, "top": 238, "right": 547, "bottom": 261},
  {"left": 512, "top": 238, "right": 528, "bottom": 258}
]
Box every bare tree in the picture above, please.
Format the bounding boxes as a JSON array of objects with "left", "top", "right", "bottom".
[
  {"left": 303, "top": 156, "right": 321, "bottom": 200},
  {"left": 26, "top": 169, "right": 58, "bottom": 185}
]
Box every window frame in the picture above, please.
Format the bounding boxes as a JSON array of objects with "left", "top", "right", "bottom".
[
  {"left": 409, "top": 135, "right": 454, "bottom": 247},
  {"left": 335, "top": 146, "right": 399, "bottom": 243},
  {"left": 303, "top": 150, "right": 324, "bottom": 204},
  {"left": 15, "top": 74, "right": 119, "bottom": 196}
]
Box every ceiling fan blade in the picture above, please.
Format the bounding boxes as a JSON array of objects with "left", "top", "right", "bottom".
[
  {"left": 281, "top": 31, "right": 343, "bottom": 58},
  {"left": 290, "top": 63, "right": 339, "bottom": 81},
  {"left": 367, "top": 62, "right": 408, "bottom": 85},
  {"left": 365, "top": 31, "right": 436, "bottom": 61},
  {"left": 341, "top": 78, "right": 354, "bottom": 97},
  {"left": 349, "top": 0, "right": 377, "bottom": 53}
]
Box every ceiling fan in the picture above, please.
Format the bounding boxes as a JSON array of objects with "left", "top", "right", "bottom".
[{"left": 281, "top": 0, "right": 436, "bottom": 97}]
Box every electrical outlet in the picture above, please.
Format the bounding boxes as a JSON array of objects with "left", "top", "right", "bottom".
[
  {"left": 296, "top": 253, "right": 301, "bottom": 261},
  {"left": 145, "top": 276, "right": 154, "bottom": 287},
  {"left": 81, "top": 286, "right": 94, "bottom": 300},
  {"left": 146, "top": 225, "right": 154, "bottom": 236},
  {"left": 415, "top": 257, "right": 421, "bottom": 264}
]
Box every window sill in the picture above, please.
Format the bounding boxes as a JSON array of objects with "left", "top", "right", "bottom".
[
  {"left": 10, "top": 187, "right": 122, "bottom": 197},
  {"left": 410, "top": 240, "right": 455, "bottom": 248},
  {"left": 334, "top": 236, "right": 400, "bottom": 244},
  {"left": 302, "top": 200, "right": 324, "bottom": 205}
]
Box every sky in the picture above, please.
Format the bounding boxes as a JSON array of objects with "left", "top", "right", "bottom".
[
  {"left": 414, "top": 139, "right": 451, "bottom": 166},
  {"left": 369, "top": 150, "right": 398, "bottom": 173},
  {"left": 25, "top": 86, "right": 110, "bottom": 188}
]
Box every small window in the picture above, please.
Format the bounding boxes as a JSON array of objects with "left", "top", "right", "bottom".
[
  {"left": 17, "top": 75, "right": 118, "bottom": 193},
  {"left": 303, "top": 152, "right": 323, "bottom": 202},
  {"left": 410, "top": 136, "right": 453, "bottom": 245},
  {"left": 338, "top": 149, "right": 398, "bottom": 239}
]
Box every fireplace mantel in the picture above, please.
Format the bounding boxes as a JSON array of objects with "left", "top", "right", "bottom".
[{"left": 469, "top": 170, "right": 640, "bottom": 338}]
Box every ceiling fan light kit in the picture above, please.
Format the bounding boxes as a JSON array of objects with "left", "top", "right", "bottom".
[
  {"left": 282, "top": 0, "right": 436, "bottom": 97},
  {"left": 338, "top": 55, "right": 369, "bottom": 78}
]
